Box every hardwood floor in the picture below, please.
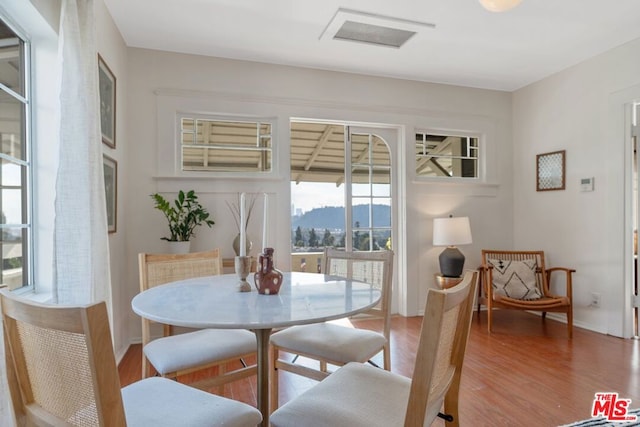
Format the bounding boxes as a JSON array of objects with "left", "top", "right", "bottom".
[{"left": 118, "top": 310, "right": 640, "bottom": 426}]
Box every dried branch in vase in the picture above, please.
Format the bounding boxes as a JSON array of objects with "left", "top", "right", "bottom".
[{"left": 226, "top": 192, "right": 258, "bottom": 232}]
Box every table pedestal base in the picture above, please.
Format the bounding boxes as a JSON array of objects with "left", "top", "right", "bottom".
[{"left": 253, "top": 328, "right": 272, "bottom": 427}]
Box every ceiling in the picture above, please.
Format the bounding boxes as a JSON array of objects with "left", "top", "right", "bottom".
[
  {"left": 104, "top": 0, "right": 640, "bottom": 91},
  {"left": 105, "top": 0, "right": 640, "bottom": 91}
]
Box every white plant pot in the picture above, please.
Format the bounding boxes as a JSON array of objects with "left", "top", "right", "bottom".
[{"left": 168, "top": 241, "right": 191, "bottom": 254}]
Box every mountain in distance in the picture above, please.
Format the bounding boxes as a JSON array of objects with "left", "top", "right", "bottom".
[{"left": 292, "top": 204, "right": 390, "bottom": 230}]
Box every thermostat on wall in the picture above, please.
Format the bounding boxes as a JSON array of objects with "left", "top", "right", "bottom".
[{"left": 580, "top": 177, "right": 594, "bottom": 192}]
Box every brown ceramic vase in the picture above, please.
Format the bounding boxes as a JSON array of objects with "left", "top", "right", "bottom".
[{"left": 254, "top": 247, "right": 283, "bottom": 295}]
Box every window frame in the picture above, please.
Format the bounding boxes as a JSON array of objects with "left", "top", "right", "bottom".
[
  {"left": 289, "top": 122, "right": 395, "bottom": 254},
  {"left": 175, "top": 112, "right": 277, "bottom": 177},
  {"left": 0, "top": 14, "right": 33, "bottom": 293},
  {"left": 349, "top": 130, "right": 392, "bottom": 252},
  {"left": 414, "top": 128, "right": 482, "bottom": 182}
]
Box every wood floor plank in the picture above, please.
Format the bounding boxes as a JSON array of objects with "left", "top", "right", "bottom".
[{"left": 119, "top": 310, "right": 640, "bottom": 426}]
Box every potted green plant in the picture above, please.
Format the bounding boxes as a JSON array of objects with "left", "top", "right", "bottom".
[{"left": 151, "top": 190, "right": 214, "bottom": 253}]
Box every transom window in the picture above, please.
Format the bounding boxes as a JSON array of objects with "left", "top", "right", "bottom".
[
  {"left": 179, "top": 116, "right": 272, "bottom": 173},
  {"left": 415, "top": 131, "right": 479, "bottom": 178},
  {"left": 0, "top": 18, "right": 30, "bottom": 291}
]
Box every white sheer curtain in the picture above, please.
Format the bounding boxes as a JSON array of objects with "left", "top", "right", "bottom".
[{"left": 53, "top": 0, "right": 112, "bottom": 307}]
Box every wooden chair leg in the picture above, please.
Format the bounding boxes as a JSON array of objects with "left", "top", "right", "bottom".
[
  {"left": 443, "top": 386, "right": 461, "bottom": 427},
  {"left": 142, "top": 355, "right": 148, "bottom": 379},
  {"left": 383, "top": 344, "right": 391, "bottom": 371},
  {"left": 270, "top": 345, "right": 279, "bottom": 413},
  {"left": 217, "top": 363, "right": 225, "bottom": 395},
  {"left": 142, "top": 355, "right": 154, "bottom": 379}
]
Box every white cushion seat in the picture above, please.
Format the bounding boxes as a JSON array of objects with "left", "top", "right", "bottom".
[
  {"left": 143, "top": 329, "right": 256, "bottom": 374},
  {"left": 270, "top": 323, "right": 386, "bottom": 364},
  {"left": 270, "top": 362, "right": 442, "bottom": 427},
  {"left": 123, "top": 377, "right": 262, "bottom": 427}
]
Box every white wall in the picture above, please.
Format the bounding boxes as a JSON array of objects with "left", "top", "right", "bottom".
[
  {"left": 513, "top": 38, "right": 640, "bottom": 337},
  {"left": 122, "top": 48, "right": 514, "bottom": 343},
  {"left": 95, "top": 0, "right": 129, "bottom": 357}
]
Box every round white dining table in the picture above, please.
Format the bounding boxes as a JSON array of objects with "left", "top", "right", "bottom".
[{"left": 131, "top": 271, "right": 381, "bottom": 427}]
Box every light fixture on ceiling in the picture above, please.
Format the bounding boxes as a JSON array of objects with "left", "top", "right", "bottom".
[{"left": 479, "top": 0, "right": 522, "bottom": 12}]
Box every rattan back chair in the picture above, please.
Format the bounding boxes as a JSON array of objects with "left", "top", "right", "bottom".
[
  {"left": 0, "top": 290, "right": 262, "bottom": 426},
  {"left": 270, "top": 271, "right": 478, "bottom": 427},
  {"left": 139, "top": 249, "right": 257, "bottom": 392},
  {"left": 269, "top": 248, "right": 394, "bottom": 411}
]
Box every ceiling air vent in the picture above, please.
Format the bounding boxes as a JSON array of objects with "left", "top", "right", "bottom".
[{"left": 320, "top": 8, "right": 435, "bottom": 49}]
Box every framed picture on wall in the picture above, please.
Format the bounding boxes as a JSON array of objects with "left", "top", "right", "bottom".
[
  {"left": 536, "top": 150, "right": 565, "bottom": 191},
  {"left": 103, "top": 155, "right": 117, "bottom": 233},
  {"left": 98, "top": 54, "right": 116, "bottom": 148}
]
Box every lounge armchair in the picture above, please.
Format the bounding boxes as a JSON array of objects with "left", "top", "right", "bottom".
[{"left": 479, "top": 249, "right": 575, "bottom": 338}]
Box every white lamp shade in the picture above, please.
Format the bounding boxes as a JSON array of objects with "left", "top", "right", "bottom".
[
  {"left": 479, "top": 0, "right": 522, "bottom": 12},
  {"left": 433, "top": 217, "right": 472, "bottom": 246}
]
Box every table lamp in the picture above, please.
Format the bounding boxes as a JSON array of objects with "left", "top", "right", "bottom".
[{"left": 433, "top": 216, "right": 472, "bottom": 277}]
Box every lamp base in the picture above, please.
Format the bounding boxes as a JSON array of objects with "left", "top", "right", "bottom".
[{"left": 439, "top": 247, "right": 465, "bottom": 278}]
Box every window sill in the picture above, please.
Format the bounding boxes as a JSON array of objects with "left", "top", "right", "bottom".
[{"left": 11, "top": 288, "right": 53, "bottom": 304}]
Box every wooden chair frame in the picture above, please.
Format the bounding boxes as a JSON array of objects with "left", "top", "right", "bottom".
[
  {"left": 478, "top": 249, "right": 575, "bottom": 338},
  {"left": 270, "top": 271, "right": 478, "bottom": 427},
  {"left": 139, "top": 249, "right": 256, "bottom": 391},
  {"left": 2, "top": 291, "right": 127, "bottom": 425},
  {"left": 406, "top": 270, "right": 477, "bottom": 427},
  {"left": 321, "top": 248, "right": 395, "bottom": 369},
  {"left": 270, "top": 248, "right": 394, "bottom": 411},
  {"left": 1, "top": 289, "right": 262, "bottom": 427}
]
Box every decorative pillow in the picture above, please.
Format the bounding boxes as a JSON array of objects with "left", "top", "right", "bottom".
[{"left": 487, "top": 258, "right": 542, "bottom": 300}]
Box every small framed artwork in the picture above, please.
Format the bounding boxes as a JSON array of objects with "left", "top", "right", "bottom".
[
  {"left": 536, "top": 150, "right": 566, "bottom": 191},
  {"left": 103, "top": 155, "right": 117, "bottom": 233},
  {"left": 98, "top": 54, "right": 116, "bottom": 148}
]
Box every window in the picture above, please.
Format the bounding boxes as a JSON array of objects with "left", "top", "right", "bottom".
[
  {"left": 179, "top": 116, "right": 272, "bottom": 173},
  {"left": 350, "top": 131, "right": 392, "bottom": 251},
  {"left": 290, "top": 121, "right": 394, "bottom": 261},
  {"left": 0, "top": 18, "right": 30, "bottom": 291},
  {"left": 415, "top": 131, "right": 479, "bottom": 178}
]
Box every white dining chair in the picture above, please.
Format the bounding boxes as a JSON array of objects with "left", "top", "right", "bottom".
[{"left": 270, "top": 270, "right": 478, "bottom": 427}]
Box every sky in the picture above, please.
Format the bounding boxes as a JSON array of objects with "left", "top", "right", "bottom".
[
  {"left": 290, "top": 182, "right": 344, "bottom": 214},
  {"left": 290, "top": 181, "right": 392, "bottom": 215},
  {"left": 2, "top": 163, "right": 21, "bottom": 224}
]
